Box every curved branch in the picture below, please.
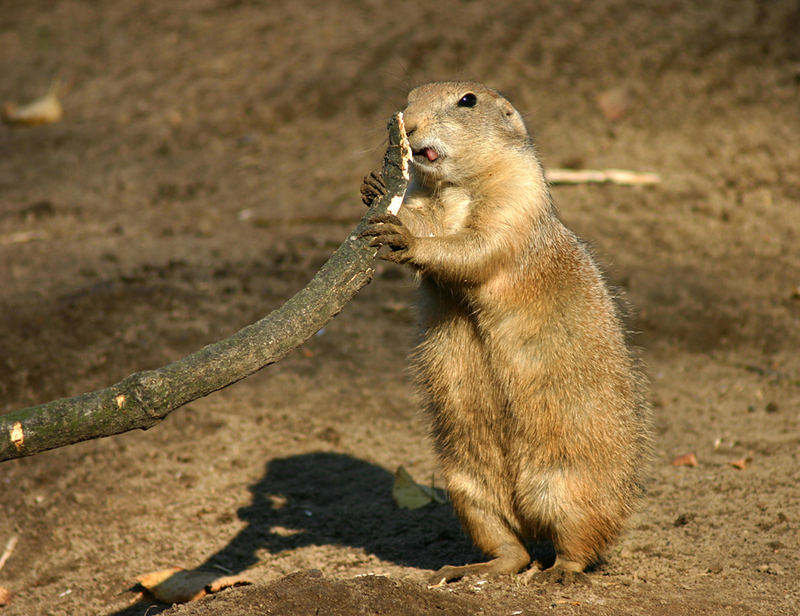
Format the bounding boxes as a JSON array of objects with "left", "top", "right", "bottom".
[{"left": 1, "top": 113, "right": 411, "bottom": 463}]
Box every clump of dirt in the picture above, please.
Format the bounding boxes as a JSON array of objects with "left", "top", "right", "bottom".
[{"left": 164, "top": 570, "right": 484, "bottom": 616}]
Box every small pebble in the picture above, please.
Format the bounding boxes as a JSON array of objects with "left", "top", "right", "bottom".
[{"left": 756, "top": 563, "right": 785, "bottom": 575}]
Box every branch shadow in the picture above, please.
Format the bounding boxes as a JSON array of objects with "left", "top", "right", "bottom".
[{"left": 110, "top": 452, "right": 476, "bottom": 615}]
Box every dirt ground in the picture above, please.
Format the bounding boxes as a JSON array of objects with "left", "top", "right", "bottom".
[{"left": 1, "top": 1, "right": 799, "bottom": 614}]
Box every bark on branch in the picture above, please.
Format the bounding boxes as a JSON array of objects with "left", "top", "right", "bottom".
[{"left": 0, "top": 113, "right": 411, "bottom": 463}]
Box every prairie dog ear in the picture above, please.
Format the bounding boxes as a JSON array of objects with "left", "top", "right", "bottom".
[{"left": 497, "top": 97, "right": 528, "bottom": 139}]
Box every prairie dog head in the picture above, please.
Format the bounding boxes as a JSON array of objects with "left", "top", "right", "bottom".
[{"left": 402, "top": 82, "right": 530, "bottom": 184}]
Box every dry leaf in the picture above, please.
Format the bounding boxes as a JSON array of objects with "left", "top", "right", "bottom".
[
  {"left": 2, "top": 80, "right": 63, "bottom": 126},
  {"left": 671, "top": 453, "right": 698, "bottom": 467},
  {"left": 0, "top": 586, "right": 11, "bottom": 606},
  {"left": 136, "top": 567, "right": 251, "bottom": 604},
  {"left": 392, "top": 466, "right": 445, "bottom": 510},
  {"left": 206, "top": 575, "right": 252, "bottom": 593},
  {"left": 728, "top": 457, "right": 752, "bottom": 470},
  {"left": 595, "top": 87, "right": 632, "bottom": 121}
]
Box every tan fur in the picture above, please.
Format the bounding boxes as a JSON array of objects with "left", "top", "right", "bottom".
[{"left": 363, "top": 82, "right": 652, "bottom": 582}]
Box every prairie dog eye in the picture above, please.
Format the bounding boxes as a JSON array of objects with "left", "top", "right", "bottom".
[{"left": 457, "top": 93, "right": 477, "bottom": 108}]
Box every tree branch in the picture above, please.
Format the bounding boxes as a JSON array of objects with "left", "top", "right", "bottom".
[{"left": 1, "top": 113, "right": 411, "bottom": 463}]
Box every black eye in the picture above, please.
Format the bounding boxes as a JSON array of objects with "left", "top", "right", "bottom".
[{"left": 457, "top": 93, "right": 477, "bottom": 108}]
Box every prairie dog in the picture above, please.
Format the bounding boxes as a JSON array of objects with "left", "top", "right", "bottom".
[{"left": 362, "top": 82, "right": 651, "bottom": 582}]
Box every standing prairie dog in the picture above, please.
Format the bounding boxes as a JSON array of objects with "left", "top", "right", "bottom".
[{"left": 361, "top": 82, "right": 652, "bottom": 583}]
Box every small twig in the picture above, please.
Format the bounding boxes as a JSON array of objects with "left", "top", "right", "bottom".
[
  {"left": 740, "top": 364, "right": 800, "bottom": 386},
  {"left": 211, "top": 563, "right": 233, "bottom": 574},
  {"left": 1, "top": 230, "right": 50, "bottom": 245},
  {"left": 546, "top": 168, "right": 661, "bottom": 186},
  {"left": 0, "top": 536, "right": 18, "bottom": 573}
]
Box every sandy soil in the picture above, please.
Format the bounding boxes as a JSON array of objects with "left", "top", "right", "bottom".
[{"left": 1, "top": 1, "right": 799, "bottom": 614}]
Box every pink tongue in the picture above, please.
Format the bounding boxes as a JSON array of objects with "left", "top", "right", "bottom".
[{"left": 424, "top": 147, "right": 439, "bottom": 161}]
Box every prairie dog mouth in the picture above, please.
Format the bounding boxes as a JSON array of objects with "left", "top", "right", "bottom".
[{"left": 413, "top": 146, "right": 441, "bottom": 163}]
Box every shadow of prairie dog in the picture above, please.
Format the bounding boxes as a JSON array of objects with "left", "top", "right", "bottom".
[{"left": 362, "top": 82, "right": 652, "bottom": 584}]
